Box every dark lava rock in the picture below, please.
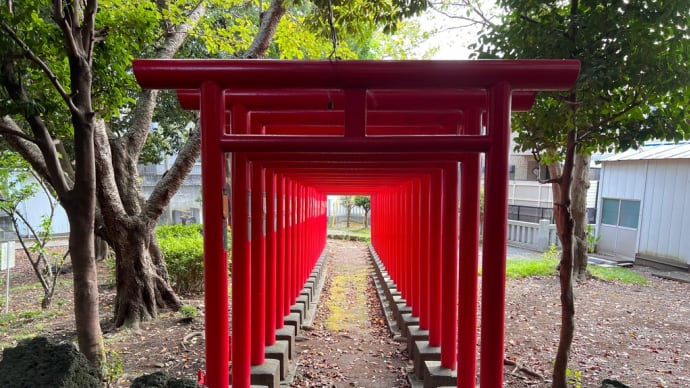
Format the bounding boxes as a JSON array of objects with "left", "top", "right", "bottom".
[
  {"left": 130, "top": 371, "right": 202, "bottom": 388},
  {"left": 0, "top": 336, "right": 103, "bottom": 388},
  {"left": 601, "top": 379, "right": 630, "bottom": 388}
]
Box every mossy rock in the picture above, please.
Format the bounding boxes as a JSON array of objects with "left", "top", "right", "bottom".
[
  {"left": 0, "top": 336, "right": 103, "bottom": 388},
  {"left": 130, "top": 371, "right": 201, "bottom": 388}
]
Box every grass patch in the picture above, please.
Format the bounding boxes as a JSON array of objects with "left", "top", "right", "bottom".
[
  {"left": 506, "top": 258, "right": 559, "bottom": 279},
  {"left": 328, "top": 225, "right": 371, "bottom": 242},
  {"left": 590, "top": 266, "right": 647, "bottom": 284},
  {"left": 503, "top": 255, "right": 647, "bottom": 285},
  {"left": 325, "top": 264, "right": 369, "bottom": 331},
  {"left": 0, "top": 307, "right": 61, "bottom": 330}
]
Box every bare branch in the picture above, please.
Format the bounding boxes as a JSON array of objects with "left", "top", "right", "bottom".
[
  {"left": 539, "top": 177, "right": 561, "bottom": 185},
  {"left": 0, "top": 116, "right": 70, "bottom": 192},
  {"left": 125, "top": 0, "right": 207, "bottom": 156},
  {"left": 531, "top": 149, "right": 542, "bottom": 163},
  {"left": 0, "top": 22, "right": 79, "bottom": 113},
  {"left": 579, "top": 91, "right": 643, "bottom": 141},
  {"left": 429, "top": 1, "right": 496, "bottom": 28},
  {"left": 145, "top": 122, "right": 201, "bottom": 221},
  {"left": 83, "top": 0, "right": 99, "bottom": 61},
  {"left": 0, "top": 121, "right": 39, "bottom": 144},
  {"left": 0, "top": 63, "right": 71, "bottom": 196},
  {"left": 244, "top": 0, "right": 286, "bottom": 58}
]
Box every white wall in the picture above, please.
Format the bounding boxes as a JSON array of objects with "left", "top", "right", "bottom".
[
  {"left": 598, "top": 159, "right": 690, "bottom": 266},
  {"left": 597, "top": 161, "right": 646, "bottom": 259},
  {"left": 637, "top": 160, "right": 690, "bottom": 266},
  {"left": 508, "top": 180, "right": 599, "bottom": 209}
]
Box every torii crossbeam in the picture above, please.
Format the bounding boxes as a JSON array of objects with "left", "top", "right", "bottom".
[{"left": 133, "top": 59, "right": 579, "bottom": 388}]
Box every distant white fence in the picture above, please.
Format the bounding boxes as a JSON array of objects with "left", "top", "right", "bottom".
[{"left": 506, "top": 219, "right": 560, "bottom": 251}]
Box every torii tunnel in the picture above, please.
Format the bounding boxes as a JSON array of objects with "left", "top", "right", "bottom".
[{"left": 133, "top": 59, "right": 580, "bottom": 388}]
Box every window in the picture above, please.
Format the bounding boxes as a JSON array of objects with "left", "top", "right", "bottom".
[
  {"left": 601, "top": 198, "right": 640, "bottom": 229},
  {"left": 619, "top": 200, "right": 640, "bottom": 228},
  {"left": 602, "top": 199, "right": 619, "bottom": 225}
]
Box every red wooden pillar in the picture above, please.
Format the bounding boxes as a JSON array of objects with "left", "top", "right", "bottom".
[
  {"left": 249, "top": 163, "right": 266, "bottom": 365},
  {"left": 410, "top": 179, "right": 421, "bottom": 317},
  {"left": 399, "top": 186, "right": 408, "bottom": 302},
  {"left": 200, "top": 82, "right": 230, "bottom": 388},
  {"left": 441, "top": 163, "right": 459, "bottom": 369},
  {"left": 230, "top": 154, "right": 250, "bottom": 386},
  {"left": 277, "top": 177, "right": 288, "bottom": 320},
  {"left": 291, "top": 181, "right": 299, "bottom": 301},
  {"left": 285, "top": 180, "right": 294, "bottom": 313},
  {"left": 250, "top": 165, "right": 266, "bottom": 365},
  {"left": 480, "top": 83, "right": 512, "bottom": 387},
  {"left": 457, "top": 109, "right": 482, "bottom": 387},
  {"left": 428, "top": 170, "right": 443, "bottom": 347},
  {"left": 266, "top": 169, "right": 277, "bottom": 345},
  {"left": 419, "top": 175, "right": 431, "bottom": 330},
  {"left": 299, "top": 185, "right": 306, "bottom": 287}
]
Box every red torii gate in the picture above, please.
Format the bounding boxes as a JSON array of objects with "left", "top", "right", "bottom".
[{"left": 133, "top": 59, "right": 579, "bottom": 388}]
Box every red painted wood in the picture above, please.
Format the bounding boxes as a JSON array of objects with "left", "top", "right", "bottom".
[
  {"left": 480, "top": 83, "right": 513, "bottom": 387},
  {"left": 251, "top": 165, "right": 266, "bottom": 364},
  {"left": 132, "top": 59, "right": 580, "bottom": 388},
  {"left": 199, "top": 82, "right": 230, "bottom": 388}
]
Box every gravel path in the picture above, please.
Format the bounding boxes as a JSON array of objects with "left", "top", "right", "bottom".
[{"left": 290, "top": 240, "right": 410, "bottom": 387}]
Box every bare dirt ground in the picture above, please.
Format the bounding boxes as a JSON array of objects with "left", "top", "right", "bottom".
[
  {"left": 502, "top": 268, "right": 690, "bottom": 387},
  {"left": 1, "top": 240, "right": 689, "bottom": 387}
]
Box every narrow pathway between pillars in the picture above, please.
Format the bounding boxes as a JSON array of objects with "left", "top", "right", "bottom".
[{"left": 289, "top": 240, "right": 410, "bottom": 387}]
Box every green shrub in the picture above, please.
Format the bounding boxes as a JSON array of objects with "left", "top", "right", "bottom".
[
  {"left": 157, "top": 223, "right": 203, "bottom": 240},
  {"left": 158, "top": 224, "right": 204, "bottom": 294},
  {"left": 157, "top": 223, "right": 232, "bottom": 294},
  {"left": 179, "top": 304, "right": 199, "bottom": 319}
]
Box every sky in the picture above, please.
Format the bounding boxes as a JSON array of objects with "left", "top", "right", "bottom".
[{"left": 414, "top": 2, "right": 497, "bottom": 60}]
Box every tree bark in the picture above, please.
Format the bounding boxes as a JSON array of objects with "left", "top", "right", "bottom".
[
  {"left": 94, "top": 118, "right": 187, "bottom": 327},
  {"left": 551, "top": 130, "right": 576, "bottom": 388},
  {"left": 243, "top": 0, "right": 286, "bottom": 59},
  {"left": 572, "top": 152, "right": 591, "bottom": 281},
  {"left": 65, "top": 191, "right": 103, "bottom": 370}
]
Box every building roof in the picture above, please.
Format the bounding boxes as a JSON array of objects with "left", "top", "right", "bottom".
[{"left": 602, "top": 143, "right": 690, "bottom": 162}]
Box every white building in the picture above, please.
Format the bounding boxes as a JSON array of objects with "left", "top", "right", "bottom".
[
  {"left": 138, "top": 156, "right": 202, "bottom": 225},
  {"left": 596, "top": 143, "right": 690, "bottom": 271}
]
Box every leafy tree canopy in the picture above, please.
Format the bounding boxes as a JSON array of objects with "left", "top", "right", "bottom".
[
  {"left": 2, "top": 0, "right": 433, "bottom": 165},
  {"left": 354, "top": 195, "right": 370, "bottom": 211},
  {"left": 475, "top": 0, "right": 690, "bottom": 159}
]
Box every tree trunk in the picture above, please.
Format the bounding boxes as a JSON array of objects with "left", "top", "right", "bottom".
[
  {"left": 94, "top": 121, "right": 187, "bottom": 328},
  {"left": 109, "top": 220, "right": 180, "bottom": 327},
  {"left": 572, "top": 152, "right": 591, "bottom": 281},
  {"left": 364, "top": 210, "right": 369, "bottom": 228},
  {"left": 550, "top": 131, "right": 577, "bottom": 388},
  {"left": 65, "top": 67, "right": 103, "bottom": 371},
  {"left": 67, "top": 205, "right": 104, "bottom": 371},
  {"left": 95, "top": 235, "right": 109, "bottom": 261},
  {"left": 88, "top": 1, "right": 209, "bottom": 328}
]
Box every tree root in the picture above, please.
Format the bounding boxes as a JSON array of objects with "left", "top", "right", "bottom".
[
  {"left": 181, "top": 331, "right": 204, "bottom": 350},
  {"left": 504, "top": 358, "right": 546, "bottom": 381}
]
